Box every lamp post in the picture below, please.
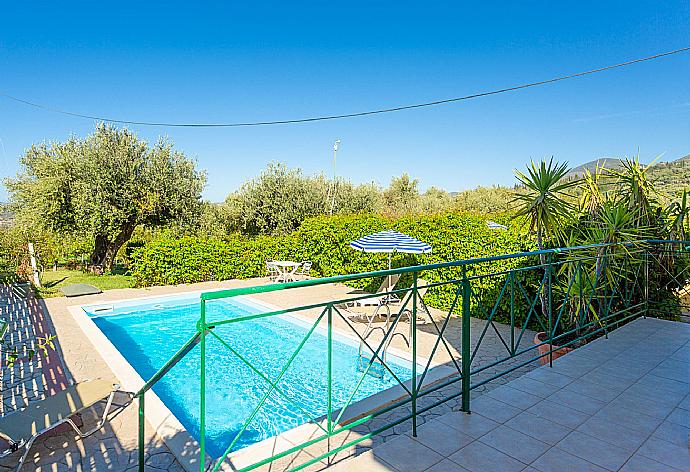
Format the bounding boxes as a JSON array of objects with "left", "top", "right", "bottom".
[{"left": 330, "top": 139, "right": 341, "bottom": 215}]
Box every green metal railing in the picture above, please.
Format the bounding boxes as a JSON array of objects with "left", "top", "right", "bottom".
[{"left": 135, "top": 240, "right": 690, "bottom": 471}]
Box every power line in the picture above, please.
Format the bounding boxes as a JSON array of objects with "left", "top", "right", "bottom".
[{"left": 2, "top": 46, "right": 690, "bottom": 128}]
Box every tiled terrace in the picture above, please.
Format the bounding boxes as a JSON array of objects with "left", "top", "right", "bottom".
[{"left": 333, "top": 317, "right": 690, "bottom": 472}]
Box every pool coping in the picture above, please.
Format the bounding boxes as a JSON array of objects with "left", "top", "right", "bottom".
[{"left": 68, "top": 289, "right": 456, "bottom": 471}]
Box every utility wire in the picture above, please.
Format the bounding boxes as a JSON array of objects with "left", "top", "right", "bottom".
[{"left": 1, "top": 46, "right": 690, "bottom": 128}]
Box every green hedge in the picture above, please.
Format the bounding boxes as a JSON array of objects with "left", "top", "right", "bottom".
[{"left": 131, "top": 212, "right": 536, "bottom": 323}]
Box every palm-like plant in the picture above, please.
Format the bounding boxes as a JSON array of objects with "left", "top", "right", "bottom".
[
  {"left": 513, "top": 158, "right": 578, "bottom": 330},
  {"left": 513, "top": 158, "right": 578, "bottom": 253},
  {"left": 667, "top": 190, "right": 690, "bottom": 242},
  {"left": 588, "top": 202, "right": 649, "bottom": 291},
  {"left": 579, "top": 167, "right": 605, "bottom": 217},
  {"left": 606, "top": 156, "right": 661, "bottom": 229}
]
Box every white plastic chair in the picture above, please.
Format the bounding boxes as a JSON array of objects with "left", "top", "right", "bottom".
[
  {"left": 296, "top": 261, "right": 312, "bottom": 279},
  {"left": 265, "top": 261, "right": 279, "bottom": 281}
]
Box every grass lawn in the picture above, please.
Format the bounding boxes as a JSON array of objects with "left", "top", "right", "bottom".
[{"left": 37, "top": 269, "right": 135, "bottom": 298}]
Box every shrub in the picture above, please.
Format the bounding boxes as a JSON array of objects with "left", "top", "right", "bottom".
[{"left": 131, "top": 212, "right": 536, "bottom": 324}]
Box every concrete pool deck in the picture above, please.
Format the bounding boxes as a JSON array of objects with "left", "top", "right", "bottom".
[{"left": 1, "top": 278, "right": 540, "bottom": 471}]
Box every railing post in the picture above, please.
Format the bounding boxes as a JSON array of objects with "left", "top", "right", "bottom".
[
  {"left": 601, "top": 252, "right": 609, "bottom": 339},
  {"left": 200, "top": 298, "right": 206, "bottom": 472},
  {"left": 509, "top": 271, "right": 515, "bottom": 356},
  {"left": 461, "top": 266, "right": 471, "bottom": 413},
  {"left": 547, "top": 253, "right": 554, "bottom": 368},
  {"left": 327, "top": 304, "right": 333, "bottom": 463},
  {"left": 138, "top": 392, "right": 145, "bottom": 471},
  {"left": 411, "top": 272, "right": 418, "bottom": 437},
  {"left": 642, "top": 247, "right": 649, "bottom": 318}
]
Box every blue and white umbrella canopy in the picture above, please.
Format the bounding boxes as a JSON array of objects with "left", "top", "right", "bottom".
[
  {"left": 350, "top": 230, "right": 432, "bottom": 254},
  {"left": 350, "top": 230, "right": 432, "bottom": 284}
]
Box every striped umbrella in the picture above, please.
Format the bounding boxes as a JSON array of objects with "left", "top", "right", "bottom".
[{"left": 350, "top": 230, "right": 432, "bottom": 272}]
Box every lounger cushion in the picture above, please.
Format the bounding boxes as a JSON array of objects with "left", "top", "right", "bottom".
[
  {"left": 0, "top": 380, "right": 113, "bottom": 443},
  {"left": 60, "top": 284, "right": 102, "bottom": 297}
]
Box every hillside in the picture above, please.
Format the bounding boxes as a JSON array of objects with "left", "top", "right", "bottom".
[
  {"left": 649, "top": 155, "right": 690, "bottom": 199},
  {"left": 566, "top": 155, "right": 689, "bottom": 199},
  {"left": 566, "top": 158, "right": 624, "bottom": 178}
]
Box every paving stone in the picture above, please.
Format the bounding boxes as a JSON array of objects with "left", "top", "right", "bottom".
[
  {"left": 407, "top": 419, "right": 474, "bottom": 457},
  {"left": 592, "top": 405, "right": 664, "bottom": 435},
  {"left": 527, "top": 399, "right": 592, "bottom": 429},
  {"left": 556, "top": 430, "right": 635, "bottom": 471},
  {"left": 652, "top": 420, "right": 690, "bottom": 448},
  {"left": 524, "top": 369, "right": 574, "bottom": 389},
  {"left": 436, "top": 412, "right": 499, "bottom": 439},
  {"left": 576, "top": 416, "right": 651, "bottom": 451},
  {"left": 467, "top": 395, "right": 521, "bottom": 424},
  {"left": 145, "top": 452, "right": 175, "bottom": 469},
  {"left": 484, "top": 384, "right": 542, "bottom": 410},
  {"left": 546, "top": 388, "right": 607, "bottom": 415},
  {"left": 425, "top": 458, "right": 471, "bottom": 472},
  {"left": 370, "top": 434, "right": 443, "bottom": 472},
  {"left": 608, "top": 391, "right": 679, "bottom": 418},
  {"left": 667, "top": 407, "right": 690, "bottom": 427},
  {"left": 504, "top": 410, "right": 572, "bottom": 446},
  {"left": 447, "top": 440, "right": 525, "bottom": 472},
  {"left": 679, "top": 393, "right": 690, "bottom": 411},
  {"left": 619, "top": 453, "right": 684, "bottom": 472},
  {"left": 507, "top": 376, "right": 562, "bottom": 398},
  {"left": 478, "top": 425, "right": 550, "bottom": 464},
  {"left": 637, "top": 436, "right": 690, "bottom": 471},
  {"left": 531, "top": 447, "right": 609, "bottom": 472}
]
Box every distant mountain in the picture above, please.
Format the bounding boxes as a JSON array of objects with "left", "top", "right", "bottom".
[
  {"left": 565, "top": 158, "right": 625, "bottom": 178},
  {"left": 564, "top": 155, "right": 689, "bottom": 199}
]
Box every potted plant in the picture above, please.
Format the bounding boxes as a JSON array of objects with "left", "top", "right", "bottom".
[{"left": 513, "top": 159, "right": 577, "bottom": 364}]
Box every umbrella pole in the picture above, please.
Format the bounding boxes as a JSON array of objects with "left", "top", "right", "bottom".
[{"left": 388, "top": 252, "right": 392, "bottom": 291}]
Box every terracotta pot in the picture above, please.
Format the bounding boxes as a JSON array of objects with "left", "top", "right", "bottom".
[{"left": 534, "top": 332, "right": 573, "bottom": 365}]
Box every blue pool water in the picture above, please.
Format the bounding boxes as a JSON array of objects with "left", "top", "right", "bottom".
[{"left": 84, "top": 295, "right": 414, "bottom": 457}]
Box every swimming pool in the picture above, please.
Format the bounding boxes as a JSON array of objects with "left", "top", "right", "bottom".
[{"left": 82, "top": 294, "right": 414, "bottom": 458}]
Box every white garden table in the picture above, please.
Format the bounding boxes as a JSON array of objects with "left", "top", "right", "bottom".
[{"left": 271, "top": 261, "right": 300, "bottom": 283}]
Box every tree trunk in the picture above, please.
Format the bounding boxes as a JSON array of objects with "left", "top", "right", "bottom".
[{"left": 89, "top": 222, "right": 137, "bottom": 272}]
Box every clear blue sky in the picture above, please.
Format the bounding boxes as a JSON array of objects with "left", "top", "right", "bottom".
[{"left": 1, "top": 1, "right": 689, "bottom": 202}]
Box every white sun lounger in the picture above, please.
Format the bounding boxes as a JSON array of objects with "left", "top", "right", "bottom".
[{"left": 348, "top": 273, "right": 402, "bottom": 307}]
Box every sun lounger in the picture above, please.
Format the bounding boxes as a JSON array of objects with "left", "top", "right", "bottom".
[
  {"left": 348, "top": 274, "right": 401, "bottom": 307},
  {"left": 397, "top": 279, "right": 431, "bottom": 320},
  {"left": 0, "top": 379, "right": 122, "bottom": 471},
  {"left": 347, "top": 280, "right": 432, "bottom": 347}
]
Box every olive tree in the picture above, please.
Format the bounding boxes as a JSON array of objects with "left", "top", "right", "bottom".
[
  {"left": 5, "top": 124, "right": 205, "bottom": 271},
  {"left": 227, "top": 162, "right": 381, "bottom": 235},
  {"left": 384, "top": 173, "right": 420, "bottom": 216}
]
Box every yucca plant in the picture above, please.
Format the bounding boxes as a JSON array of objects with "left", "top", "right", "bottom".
[
  {"left": 513, "top": 158, "right": 578, "bottom": 331},
  {"left": 667, "top": 190, "right": 690, "bottom": 242},
  {"left": 606, "top": 156, "right": 662, "bottom": 229},
  {"left": 579, "top": 166, "right": 606, "bottom": 217},
  {"left": 513, "top": 159, "right": 578, "bottom": 253}
]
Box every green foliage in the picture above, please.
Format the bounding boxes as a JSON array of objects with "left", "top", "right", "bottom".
[
  {"left": 131, "top": 212, "right": 534, "bottom": 320},
  {"left": 648, "top": 155, "right": 690, "bottom": 200},
  {"left": 418, "top": 187, "right": 454, "bottom": 214},
  {"left": 513, "top": 158, "right": 578, "bottom": 249},
  {"left": 453, "top": 186, "right": 516, "bottom": 214},
  {"left": 518, "top": 158, "right": 690, "bottom": 331},
  {"left": 227, "top": 162, "right": 380, "bottom": 235},
  {"left": 383, "top": 173, "right": 420, "bottom": 216},
  {"left": 5, "top": 124, "right": 205, "bottom": 269}
]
